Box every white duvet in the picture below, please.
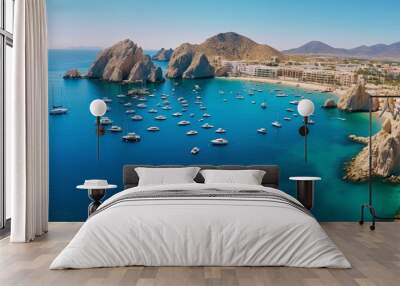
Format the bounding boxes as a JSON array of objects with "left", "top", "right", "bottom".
[{"left": 50, "top": 183, "right": 351, "bottom": 269}]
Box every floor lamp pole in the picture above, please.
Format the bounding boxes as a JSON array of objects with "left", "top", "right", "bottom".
[{"left": 96, "top": 116, "right": 100, "bottom": 161}]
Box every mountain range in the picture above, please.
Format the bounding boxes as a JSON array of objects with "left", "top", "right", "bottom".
[{"left": 283, "top": 41, "right": 400, "bottom": 60}]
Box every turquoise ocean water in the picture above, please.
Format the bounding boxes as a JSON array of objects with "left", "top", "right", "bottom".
[{"left": 48, "top": 49, "right": 399, "bottom": 221}]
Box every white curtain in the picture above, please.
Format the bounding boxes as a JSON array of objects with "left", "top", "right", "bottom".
[{"left": 7, "top": 0, "right": 49, "bottom": 242}]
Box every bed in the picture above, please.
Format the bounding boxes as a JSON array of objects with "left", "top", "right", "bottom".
[{"left": 50, "top": 165, "right": 350, "bottom": 269}]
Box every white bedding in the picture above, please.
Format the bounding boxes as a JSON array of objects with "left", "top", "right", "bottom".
[{"left": 50, "top": 183, "right": 351, "bottom": 269}]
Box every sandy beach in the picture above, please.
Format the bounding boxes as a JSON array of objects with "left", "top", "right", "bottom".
[{"left": 220, "top": 76, "right": 346, "bottom": 96}]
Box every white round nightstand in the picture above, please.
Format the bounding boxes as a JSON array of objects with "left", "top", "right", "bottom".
[
  {"left": 77, "top": 180, "right": 117, "bottom": 216},
  {"left": 289, "top": 177, "right": 321, "bottom": 210}
]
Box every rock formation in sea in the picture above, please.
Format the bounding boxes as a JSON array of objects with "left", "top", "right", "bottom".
[
  {"left": 167, "top": 32, "right": 283, "bottom": 79},
  {"left": 215, "top": 66, "right": 230, "bottom": 77},
  {"left": 345, "top": 117, "right": 400, "bottom": 181},
  {"left": 152, "top": 48, "right": 174, "bottom": 61},
  {"left": 182, "top": 53, "right": 215, "bottom": 79},
  {"left": 337, "top": 81, "right": 379, "bottom": 112},
  {"left": 86, "top": 39, "right": 163, "bottom": 83},
  {"left": 322, "top": 98, "right": 337, "bottom": 108},
  {"left": 63, "top": 69, "right": 82, "bottom": 79}
]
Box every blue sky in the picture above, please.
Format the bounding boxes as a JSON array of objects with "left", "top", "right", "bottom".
[{"left": 47, "top": 0, "right": 400, "bottom": 50}]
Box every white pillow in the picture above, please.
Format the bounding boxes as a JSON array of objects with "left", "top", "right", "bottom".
[
  {"left": 135, "top": 167, "right": 200, "bottom": 186},
  {"left": 200, "top": 169, "right": 266, "bottom": 185}
]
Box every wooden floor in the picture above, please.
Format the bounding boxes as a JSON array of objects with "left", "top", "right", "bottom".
[{"left": 0, "top": 222, "right": 399, "bottom": 286}]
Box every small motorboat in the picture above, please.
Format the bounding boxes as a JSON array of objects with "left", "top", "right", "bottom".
[
  {"left": 155, "top": 115, "right": 167, "bottom": 120},
  {"left": 178, "top": 120, "right": 191, "bottom": 126},
  {"left": 136, "top": 103, "right": 147, "bottom": 109},
  {"left": 131, "top": 115, "right": 143, "bottom": 121},
  {"left": 286, "top": 108, "right": 294, "bottom": 112},
  {"left": 202, "top": 113, "right": 211, "bottom": 118},
  {"left": 211, "top": 138, "right": 228, "bottom": 145},
  {"left": 257, "top": 128, "right": 267, "bottom": 134},
  {"left": 293, "top": 114, "right": 299, "bottom": 117},
  {"left": 177, "top": 97, "right": 185, "bottom": 102},
  {"left": 218, "top": 90, "right": 225, "bottom": 95},
  {"left": 194, "top": 84, "right": 201, "bottom": 90},
  {"left": 284, "top": 117, "right": 291, "bottom": 121},
  {"left": 261, "top": 102, "right": 267, "bottom": 109},
  {"left": 125, "top": 109, "right": 135, "bottom": 114},
  {"left": 215, "top": 128, "right": 226, "bottom": 134},
  {"left": 308, "top": 119, "right": 315, "bottom": 125},
  {"left": 116, "top": 94, "right": 126, "bottom": 98},
  {"left": 172, "top": 112, "right": 183, "bottom": 117},
  {"left": 109, "top": 125, "right": 122, "bottom": 132},
  {"left": 147, "top": 126, "right": 160, "bottom": 132},
  {"left": 194, "top": 100, "right": 202, "bottom": 105},
  {"left": 138, "top": 97, "right": 147, "bottom": 102},
  {"left": 251, "top": 101, "right": 256, "bottom": 104},
  {"left": 100, "top": 117, "right": 113, "bottom": 125},
  {"left": 182, "top": 108, "right": 188, "bottom": 112},
  {"left": 189, "top": 113, "right": 195, "bottom": 117},
  {"left": 122, "top": 132, "right": 141, "bottom": 142},
  {"left": 102, "top": 97, "right": 112, "bottom": 103},
  {"left": 272, "top": 121, "right": 282, "bottom": 128},
  {"left": 236, "top": 95, "right": 245, "bottom": 99},
  {"left": 186, "top": 130, "right": 198, "bottom": 136},
  {"left": 148, "top": 108, "right": 158, "bottom": 113},
  {"left": 199, "top": 106, "right": 207, "bottom": 110},
  {"left": 191, "top": 147, "right": 200, "bottom": 155},
  {"left": 337, "top": 117, "right": 347, "bottom": 121},
  {"left": 162, "top": 106, "right": 172, "bottom": 110},
  {"left": 223, "top": 99, "right": 228, "bottom": 102},
  {"left": 289, "top": 100, "right": 299, "bottom": 105},
  {"left": 49, "top": 107, "right": 68, "bottom": 115},
  {"left": 201, "top": 123, "right": 214, "bottom": 129}
]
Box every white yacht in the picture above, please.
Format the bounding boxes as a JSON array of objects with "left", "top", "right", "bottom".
[
  {"left": 284, "top": 117, "right": 291, "bottom": 121},
  {"left": 261, "top": 102, "right": 267, "bottom": 109},
  {"left": 148, "top": 108, "right": 158, "bottom": 113},
  {"left": 147, "top": 126, "right": 160, "bottom": 132},
  {"left": 218, "top": 90, "right": 225, "bottom": 95},
  {"left": 131, "top": 115, "right": 143, "bottom": 121},
  {"left": 309, "top": 119, "right": 315, "bottom": 125},
  {"left": 194, "top": 100, "right": 202, "bottom": 105},
  {"left": 236, "top": 95, "right": 245, "bottom": 99},
  {"left": 178, "top": 120, "right": 191, "bottom": 126},
  {"left": 122, "top": 132, "right": 141, "bottom": 142},
  {"left": 202, "top": 113, "right": 211, "bottom": 118},
  {"left": 172, "top": 112, "right": 182, "bottom": 117},
  {"left": 116, "top": 94, "right": 126, "bottom": 98},
  {"left": 201, "top": 123, "right": 214, "bottom": 129},
  {"left": 191, "top": 147, "right": 200, "bottom": 155},
  {"left": 162, "top": 106, "right": 172, "bottom": 110},
  {"left": 138, "top": 97, "right": 147, "bottom": 102},
  {"left": 257, "top": 128, "right": 267, "bottom": 134},
  {"left": 177, "top": 97, "right": 185, "bottom": 102},
  {"left": 272, "top": 121, "right": 282, "bottom": 128},
  {"left": 125, "top": 109, "right": 135, "bottom": 114},
  {"left": 124, "top": 102, "right": 132, "bottom": 107},
  {"left": 109, "top": 125, "right": 122, "bottom": 132},
  {"left": 100, "top": 117, "right": 113, "bottom": 125},
  {"left": 215, "top": 128, "right": 226, "bottom": 134},
  {"left": 276, "top": 93, "right": 288, "bottom": 97},
  {"left": 155, "top": 115, "right": 167, "bottom": 120},
  {"left": 286, "top": 108, "right": 294, "bottom": 112},
  {"left": 199, "top": 106, "right": 207, "bottom": 110},
  {"left": 251, "top": 101, "right": 256, "bottom": 104},
  {"left": 186, "top": 130, "right": 198, "bottom": 136},
  {"left": 289, "top": 100, "right": 299, "bottom": 105},
  {"left": 136, "top": 103, "right": 147, "bottom": 109},
  {"left": 49, "top": 107, "right": 68, "bottom": 115},
  {"left": 189, "top": 113, "right": 195, "bottom": 117},
  {"left": 194, "top": 84, "right": 201, "bottom": 90},
  {"left": 102, "top": 97, "right": 112, "bottom": 103},
  {"left": 211, "top": 138, "right": 229, "bottom": 145}
]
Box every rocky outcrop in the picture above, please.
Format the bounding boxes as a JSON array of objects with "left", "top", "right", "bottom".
[
  {"left": 167, "top": 32, "right": 283, "bottom": 79},
  {"left": 322, "top": 98, "right": 337, "bottom": 108},
  {"left": 215, "top": 66, "right": 230, "bottom": 77},
  {"left": 182, "top": 53, "right": 215, "bottom": 79},
  {"left": 86, "top": 39, "right": 163, "bottom": 83},
  {"left": 127, "top": 55, "right": 164, "bottom": 83},
  {"left": 63, "top": 69, "right": 82, "bottom": 79},
  {"left": 337, "top": 81, "right": 379, "bottom": 112},
  {"left": 152, "top": 48, "right": 173, "bottom": 61},
  {"left": 345, "top": 117, "right": 400, "bottom": 181}
]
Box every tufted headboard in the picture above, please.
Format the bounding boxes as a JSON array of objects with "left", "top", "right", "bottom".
[{"left": 123, "top": 165, "right": 280, "bottom": 189}]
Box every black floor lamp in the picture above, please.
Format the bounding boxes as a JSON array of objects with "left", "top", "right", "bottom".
[{"left": 89, "top": 99, "right": 107, "bottom": 160}]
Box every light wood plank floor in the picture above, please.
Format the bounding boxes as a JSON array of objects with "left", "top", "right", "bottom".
[{"left": 0, "top": 222, "right": 399, "bottom": 286}]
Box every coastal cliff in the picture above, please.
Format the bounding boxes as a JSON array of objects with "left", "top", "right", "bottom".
[
  {"left": 345, "top": 117, "right": 400, "bottom": 182},
  {"left": 167, "top": 32, "right": 283, "bottom": 79},
  {"left": 152, "top": 48, "right": 173, "bottom": 61},
  {"left": 63, "top": 69, "right": 82, "bottom": 79},
  {"left": 338, "top": 81, "right": 379, "bottom": 111},
  {"left": 86, "top": 39, "right": 163, "bottom": 83}
]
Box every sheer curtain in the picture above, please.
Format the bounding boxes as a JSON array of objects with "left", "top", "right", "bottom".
[{"left": 7, "top": 0, "right": 49, "bottom": 242}]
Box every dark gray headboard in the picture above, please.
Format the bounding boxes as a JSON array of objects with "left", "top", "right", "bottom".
[{"left": 123, "top": 165, "right": 280, "bottom": 189}]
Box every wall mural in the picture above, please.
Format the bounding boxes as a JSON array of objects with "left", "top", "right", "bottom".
[{"left": 47, "top": 1, "right": 400, "bottom": 221}]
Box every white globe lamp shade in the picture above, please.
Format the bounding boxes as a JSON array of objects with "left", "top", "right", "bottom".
[
  {"left": 297, "top": 99, "right": 315, "bottom": 117},
  {"left": 89, "top": 99, "right": 107, "bottom": 117}
]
